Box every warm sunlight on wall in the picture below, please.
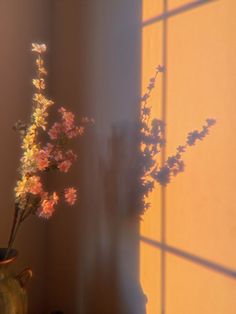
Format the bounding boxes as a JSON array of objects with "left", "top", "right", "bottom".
[{"left": 140, "top": 1, "right": 236, "bottom": 314}]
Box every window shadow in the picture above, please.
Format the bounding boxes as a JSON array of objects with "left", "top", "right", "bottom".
[
  {"left": 141, "top": 236, "right": 236, "bottom": 280},
  {"left": 142, "top": 1, "right": 220, "bottom": 314},
  {"left": 45, "top": 0, "right": 222, "bottom": 313},
  {"left": 142, "top": 0, "right": 217, "bottom": 27}
]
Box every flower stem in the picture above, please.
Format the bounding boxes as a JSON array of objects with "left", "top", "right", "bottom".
[
  {"left": 4, "top": 205, "right": 20, "bottom": 260},
  {"left": 4, "top": 208, "right": 28, "bottom": 260},
  {"left": 4, "top": 203, "right": 32, "bottom": 260}
]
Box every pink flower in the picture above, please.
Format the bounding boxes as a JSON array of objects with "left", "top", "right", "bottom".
[
  {"left": 59, "top": 107, "right": 76, "bottom": 132},
  {"left": 59, "top": 107, "right": 74, "bottom": 123},
  {"left": 58, "top": 107, "right": 66, "bottom": 114},
  {"left": 64, "top": 111, "right": 75, "bottom": 126},
  {"left": 54, "top": 150, "right": 63, "bottom": 162},
  {"left": 67, "top": 126, "right": 84, "bottom": 139},
  {"left": 66, "top": 150, "right": 77, "bottom": 162},
  {"left": 28, "top": 176, "right": 43, "bottom": 195},
  {"left": 81, "top": 117, "right": 90, "bottom": 123},
  {"left": 36, "top": 149, "right": 49, "bottom": 170},
  {"left": 64, "top": 187, "right": 77, "bottom": 205},
  {"left": 48, "top": 122, "right": 62, "bottom": 140},
  {"left": 58, "top": 160, "right": 72, "bottom": 172},
  {"left": 44, "top": 143, "right": 54, "bottom": 154}
]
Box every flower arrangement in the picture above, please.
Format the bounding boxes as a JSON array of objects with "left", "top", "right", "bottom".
[
  {"left": 5, "top": 43, "right": 92, "bottom": 259},
  {"left": 4, "top": 43, "right": 215, "bottom": 257},
  {"left": 139, "top": 65, "right": 216, "bottom": 212}
]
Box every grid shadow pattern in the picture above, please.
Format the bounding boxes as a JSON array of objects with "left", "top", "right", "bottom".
[{"left": 140, "top": 1, "right": 236, "bottom": 313}]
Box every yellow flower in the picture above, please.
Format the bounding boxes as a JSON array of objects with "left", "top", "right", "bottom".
[
  {"left": 28, "top": 124, "right": 37, "bottom": 133},
  {"left": 36, "top": 58, "right": 47, "bottom": 75},
  {"left": 39, "top": 67, "right": 47, "bottom": 75},
  {"left": 21, "top": 145, "right": 39, "bottom": 174},
  {"left": 33, "top": 93, "right": 54, "bottom": 108},
  {"left": 23, "top": 145, "right": 38, "bottom": 160},
  {"left": 15, "top": 176, "right": 28, "bottom": 198},
  {"left": 36, "top": 58, "right": 44, "bottom": 67},
  {"left": 33, "top": 93, "right": 44, "bottom": 103},
  {"left": 22, "top": 134, "right": 35, "bottom": 149},
  {"left": 33, "top": 107, "right": 48, "bottom": 130},
  {"left": 32, "top": 78, "right": 46, "bottom": 90},
  {"left": 22, "top": 125, "right": 37, "bottom": 149},
  {"left": 42, "top": 98, "right": 54, "bottom": 108},
  {"left": 31, "top": 43, "right": 47, "bottom": 54}
]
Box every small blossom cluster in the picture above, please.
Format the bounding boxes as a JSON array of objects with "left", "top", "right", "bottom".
[
  {"left": 48, "top": 107, "right": 85, "bottom": 141},
  {"left": 14, "top": 43, "right": 91, "bottom": 219},
  {"left": 139, "top": 66, "right": 216, "bottom": 212}
]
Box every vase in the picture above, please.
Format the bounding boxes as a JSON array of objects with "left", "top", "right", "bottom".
[{"left": 0, "top": 248, "right": 32, "bottom": 314}]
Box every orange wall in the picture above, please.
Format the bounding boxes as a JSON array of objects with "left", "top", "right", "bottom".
[{"left": 141, "top": 0, "right": 236, "bottom": 313}]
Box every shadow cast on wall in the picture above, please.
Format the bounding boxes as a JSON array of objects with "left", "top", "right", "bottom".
[
  {"left": 45, "top": 1, "right": 145, "bottom": 313},
  {"left": 84, "top": 126, "right": 147, "bottom": 314}
]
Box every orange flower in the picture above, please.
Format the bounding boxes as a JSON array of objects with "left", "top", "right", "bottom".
[{"left": 39, "top": 199, "right": 55, "bottom": 219}]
